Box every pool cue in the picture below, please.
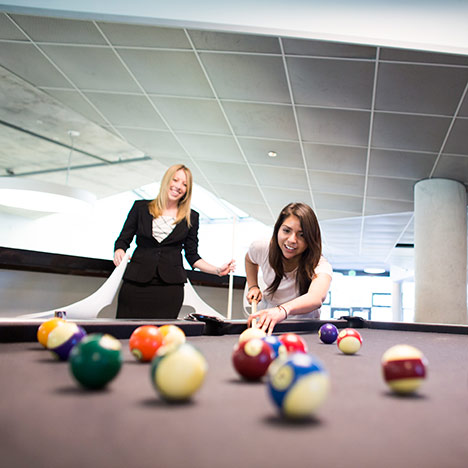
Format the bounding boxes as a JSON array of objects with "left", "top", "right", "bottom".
[
  {"left": 250, "top": 300, "right": 258, "bottom": 328},
  {"left": 226, "top": 215, "right": 236, "bottom": 320}
]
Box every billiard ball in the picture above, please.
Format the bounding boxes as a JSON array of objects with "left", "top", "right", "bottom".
[
  {"left": 337, "top": 328, "right": 362, "bottom": 355},
  {"left": 129, "top": 325, "right": 163, "bottom": 362},
  {"left": 158, "top": 324, "right": 186, "bottom": 352},
  {"left": 262, "top": 335, "right": 287, "bottom": 359},
  {"left": 381, "top": 344, "right": 427, "bottom": 394},
  {"left": 47, "top": 321, "right": 87, "bottom": 360},
  {"left": 279, "top": 333, "right": 308, "bottom": 353},
  {"left": 318, "top": 323, "right": 338, "bottom": 344},
  {"left": 238, "top": 327, "right": 266, "bottom": 343},
  {"left": 69, "top": 334, "right": 123, "bottom": 389},
  {"left": 37, "top": 317, "right": 65, "bottom": 348},
  {"left": 232, "top": 338, "right": 274, "bottom": 381},
  {"left": 150, "top": 343, "right": 207, "bottom": 401},
  {"left": 267, "top": 353, "right": 329, "bottom": 419}
]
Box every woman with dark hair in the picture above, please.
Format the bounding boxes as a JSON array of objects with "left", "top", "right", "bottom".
[
  {"left": 245, "top": 203, "right": 332, "bottom": 334},
  {"left": 113, "top": 163, "right": 234, "bottom": 319}
]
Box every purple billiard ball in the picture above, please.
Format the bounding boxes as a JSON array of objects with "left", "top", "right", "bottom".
[{"left": 318, "top": 323, "right": 338, "bottom": 344}]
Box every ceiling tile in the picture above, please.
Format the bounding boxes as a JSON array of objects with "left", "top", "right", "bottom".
[
  {"left": 459, "top": 96, "right": 468, "bottom": 118},
  {"left": 40, "top": 44, "right": 141, "bottom": 92},
  {"left": 97, "top": 22, "right": 190, "bottom": 48},
  {"left": 314, "top": 193, "right": 363, "bottom": 212},
  {"left": 254, "top": 166, "right": 309, "bottom": 190},
  {"left": 0, "top": 42, "right": 71, "bottom": 87},
  {"left": 189, "top": 30, "right": 281, "bottom": 53},
  {"left": 176, "top": 134, "right": 243, "bottom": 163},
  {"left": 210, "top": 183, "right": 265, "bottom": 204},
  {"left": 195, "top": 161, "right": 257, "bottom": 185},
  {"left": 86, "top": 92, "right": 167, "bottom": 129},
  {"left": 443, "top": 118, "right": 468, "bottom": 155},
  {"left": 367, "top": 177, "right": 416, "bottom": 202},
  {"left": 432, "top": 155, "right": 468, "bottom": 184},
  {"left": 317, "top": 210, "right": 361, "bottom": 220},
  {"left": 262, "top": 187, "right": 313, "bottom": 214},
  {"left": 287, "top": 57, "right": 374, "bottom": 108},
  {"left": 117, "top": 128, "right": 184, "bottom": 157},
  {"left": 304, "top": 143, "right": 368, "bottom": 174},
  {"left": 0, "top": 13, "right": 28, "bottom": 40},
  {"left": 365, "top": 198, "right": 413, "bottom": 215},
  {"left": 282, "top": 37, "right": 376, "bottom": 59},
  {"left": 150, "top": 96, "right": 230, "bottom": 134},
  {"left": 376, "top": 62, "right": 468, "bottom": 115},
  {"left": 309, "top": 172, "right": 365, "bottom": 197},
  {"left": 239, "top": 138, "right": 303, "bottom": 168},
  {"left": 372, "top": 112, "right": 451, "bottom": 152},
  {"left": 200, "top": 53, "right": 291, "bottom": 103},
  {"left": 222, "top": 102, "right": 297, "bottom": 139},
  {"left": 298, "top": 107, "right": 370, "bottom": 146},
  {"left": 380, "top": 48, "right": 468, "bottom": 66},
  {"left": 369, "top": 149, "right": 436, "bottom": 179}
]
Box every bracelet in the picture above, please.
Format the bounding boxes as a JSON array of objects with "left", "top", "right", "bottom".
[
  {"left": 248, "top": 284, "right": 259, "bottom": 291},
  {"left": 278, "top": 305, "right": 288, "bottom": 320}
]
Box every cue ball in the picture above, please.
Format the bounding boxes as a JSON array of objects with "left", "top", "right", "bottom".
[
  {"left": 150, "top": 343, "right": 208, "bottom": 401},
  {"left": 279, "top": 333, "right": 308, "bottom": 353},
  {"left": 47, "top": 321, "right": 87, "bottom": 360},
  {"left": 238, "top": 327, "right": 266, "bottom": 343},
  {"left": 267, "top": 353, "right": 329, "bottom": 419},
  {"left": 232, "top": 338, "right": 274, "bottom": 381},
  {"left": 37, "top": 317, "right": 65, "bottom": 348},
  {"left": 337, "top": 328, "right": 362, "bottom": 355},
  {"left": 318, "top": 323, "right": 339, "bottom": 344},
  {"left": 69, "top": 334, "right": 123, "bottom": 389},
  {"left": 381, "top": 344, "right": 428, "bottom": 394},
  {"left": 129, "top": 325, "right": 163, "bottom": 362}
]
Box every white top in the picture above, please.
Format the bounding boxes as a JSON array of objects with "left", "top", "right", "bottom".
[
  {"left": 152, "top": 216, "right": 176, "bottom": 243},
  {"left": 248, "top": 238, "right": 333, "bottom": 319}
]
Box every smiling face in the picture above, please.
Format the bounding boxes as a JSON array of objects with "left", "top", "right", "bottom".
[
  {"left": 277, "top": 215, "right": 307, "bottom": 263},
  {"left": 166, "top": 169, "right": 187, "bottom": 204}
]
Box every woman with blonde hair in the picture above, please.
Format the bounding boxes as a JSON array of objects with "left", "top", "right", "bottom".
[{"left": 114, "top": 164, "right": 234, "bottom": 319}]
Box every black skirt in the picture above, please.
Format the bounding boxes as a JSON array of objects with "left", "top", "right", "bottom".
[{"left": 116, "top": 277, "right": 184, "bottom": 319}]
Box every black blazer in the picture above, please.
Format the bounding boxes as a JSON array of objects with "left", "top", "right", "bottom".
[{"left": 114, "top": 200, "right": 201, "bottom": 284}]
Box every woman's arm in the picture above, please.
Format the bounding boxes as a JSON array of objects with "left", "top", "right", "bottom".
[
  {"left": 193, "top": 258, "right": 235, "bottom": 276},
  {"left": 245, "top": 252, "right": 262, "bottom": 304},
  {"left": 248, "top": 273, "right": 332, "bottom": 334}
]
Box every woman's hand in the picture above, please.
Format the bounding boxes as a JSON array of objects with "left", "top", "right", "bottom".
[
  {"left": 216, "top": 259, "right": 236, "bottom": 276},
  {"left": 113, "top": 249, "right": 126, "bottom": 267},
  {"left": 246, "top": 285, "right": 262, "bottom": 304},
  {"left": 247, "top": 306, "right": 287, "bottom": 335}
]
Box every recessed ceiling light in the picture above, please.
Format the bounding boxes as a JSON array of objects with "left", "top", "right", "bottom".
[
  {"left": 364, "top": 268, "right": 386, "bottom": 275},
  {"left": 268, "top": 151, "right": 277, "bottom": 158}
]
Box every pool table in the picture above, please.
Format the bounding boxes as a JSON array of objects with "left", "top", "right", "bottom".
[{"left": 1, "top": 317, "right": 468, "bottom": 468}]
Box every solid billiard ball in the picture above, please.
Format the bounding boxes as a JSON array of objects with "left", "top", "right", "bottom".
[
  {"left": 262, "top": 335, "right": 287, "bottom": 359},
  {"left": 337, "top": 328, "right": 362, "bottom": 355},
  {"left": 318, "top": 323, "right": 338, "bottom": 344},
  {"left": 158, "top": 324, "right": 186, "bottom": 352},
  {"left": 381, "top": 344, "right": 427, "bottom": 394},
  {"left": 69, "top": 334, "right": 123, "bottom": 389},
  {"left": 279, "top": 333, "right": 308, "bottom": 353},
  {"left": 47, "top": 321, "right": 87, "bottom": 360},
  {"left": 150, "top": 343, "right": 207, "bottom": 401},
  {"left": 37, "top": 317, "right": 65, "bottom": 348},
  {"left": 267, "top": 353, "right": 329, "bottom": 419},
  {"left": 238, "top": 327, "right": 266, "bottom": 343},
  {"left": 232, "top": 338, "right": 274, "bottom": 381},
  {"left": 129, "top": 325, "right": 163, "bottom": 362}
]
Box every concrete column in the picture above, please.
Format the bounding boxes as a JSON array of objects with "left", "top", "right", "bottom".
[
  {"left": 391, "top": 281, "right": 403, "bottom": 322},
  {"left": 414, "top": 178, "right": 467, "bottom": 324}
]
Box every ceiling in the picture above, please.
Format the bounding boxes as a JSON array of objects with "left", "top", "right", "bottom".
[{"left": 0, "top": 11, "right": 467, "bottom": 271}]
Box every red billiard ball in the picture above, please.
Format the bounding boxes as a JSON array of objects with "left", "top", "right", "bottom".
[
  {"left": 129, "top": 325, "right": 163, "bottom": 362},
  {"left": 279, "top": 333, "right": 308, "bottom": 353},
  {"left": 381, "top": 344, "right": 427, "bottom": 394},
  {"left": 337, "top": 328, "right": 362, "bottom": 354},
  {"left": 232, "top": 338, "right": 274, "bottom": 381}
]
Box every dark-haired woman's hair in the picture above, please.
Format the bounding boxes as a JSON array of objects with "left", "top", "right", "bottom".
[{"left": 266, "top": 203, "right": 322, "bottom": 296}]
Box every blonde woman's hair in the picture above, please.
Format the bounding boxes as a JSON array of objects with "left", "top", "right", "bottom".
[{"left": 148, "top": 164, "right": 193, "bottom": 226}]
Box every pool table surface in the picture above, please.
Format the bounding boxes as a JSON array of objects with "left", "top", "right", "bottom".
[{"left": 1, "top": 318, "right": 468, "bottom": 468}]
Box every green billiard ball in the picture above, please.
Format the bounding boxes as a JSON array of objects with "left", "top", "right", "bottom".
[{"left": 69, "top": 334, "right": 122, "bottom": 389}]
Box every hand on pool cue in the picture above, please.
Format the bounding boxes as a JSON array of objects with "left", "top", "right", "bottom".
[{"left": 250, "top": 300, "right": 258, "bottom": 328}]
